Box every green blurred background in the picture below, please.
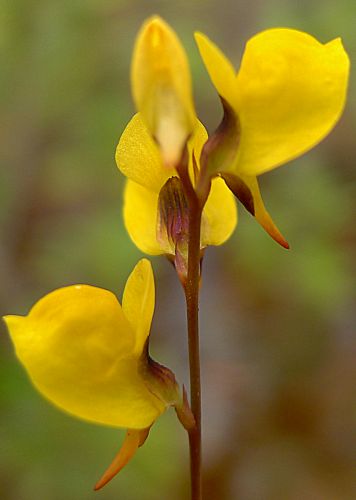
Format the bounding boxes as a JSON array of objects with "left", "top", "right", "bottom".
[{"left": 1, "top": 0, "right": 355, "bottom": 499}]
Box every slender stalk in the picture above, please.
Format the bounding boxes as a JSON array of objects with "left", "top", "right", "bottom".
[
  {"left": 178, "top": 159, "right": 203, "bottom": 500},
  {"left": 185, "top": 200, "right": 203, "bottom": 500}
]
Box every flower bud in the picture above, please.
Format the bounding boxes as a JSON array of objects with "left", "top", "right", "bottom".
[
  {"left": 157, "top": 176, "right": 190, "bottom": 280},
  {"left": 158, "top": 177, "right": 189, "bottom": 249}
]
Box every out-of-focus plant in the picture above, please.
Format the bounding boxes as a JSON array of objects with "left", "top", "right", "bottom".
[{"left": 3, "top": 14, "right": 349, "bottom": 500}]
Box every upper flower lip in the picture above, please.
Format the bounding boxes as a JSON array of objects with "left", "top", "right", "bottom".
[{"left": 131, "top": 16, "right": 196, "bottom": 168}]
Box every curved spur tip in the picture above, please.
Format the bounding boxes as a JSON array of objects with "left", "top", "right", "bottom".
[{"left": 93, "top": 430, "right": 140, "bottom": 491}]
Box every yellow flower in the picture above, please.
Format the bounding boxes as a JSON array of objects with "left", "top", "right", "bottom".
[
  {"left": 116, "top": 112, "right": 237, "bottom": 262},
  {"left": 132, "top": 16, "right": 196, "bottom": 168},
  {"left": 3, "top": 259, "right": 191, "bottom": 489},
  {"left": 195, "top": 29, "right": 350, "bottom": 247},
  {"left": 121, "top": 17, "right": 236, "bottom": 273}
]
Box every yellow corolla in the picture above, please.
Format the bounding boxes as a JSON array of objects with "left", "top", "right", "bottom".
[
  {"left": 116, "top": 112, "right": 237, "bottom": 259},
  {"left": 3, "top": 259, "right": 187, "bottom": 489},
  {"left": 195, "top": 29, "right": 350, "bottom": 247}
]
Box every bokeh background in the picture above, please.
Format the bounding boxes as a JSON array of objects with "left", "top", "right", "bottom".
[{"left": 1, "top": 1, "right": 355, "bottom": 499}]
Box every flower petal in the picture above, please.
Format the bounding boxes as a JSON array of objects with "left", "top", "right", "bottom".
[
  {"left": 3, "top": 285, "right": 165, "bottom": 429},
  {"left": 201, "top": 177, "right": 237, "bottom": 247},
  {"left": 196, "top": 29, "right": 349, "bottom": 177},
  {"left": 132, "top": 16, "right": 196, "bottom": 167},
  {"left": 123, "top": 179, "right": 172, "bottom": 255},
  {"left": 116, "top": 113, "right": 208, "bottom": 193},
  {"left": 194, "top": 32, "right": 237, "bottom": 103},
  {"left": 235, "top": 29, "right": 349, "bottom": 175},
  {"left": 116, "top": 113, "right": 172, "bottom": 193},
  {"left": 122, "top": 259, "right": 155, "bottom": 356}
]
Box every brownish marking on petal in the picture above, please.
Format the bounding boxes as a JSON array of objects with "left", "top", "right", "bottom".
[
  {"left": 222, "top": 172, "right": 289, "bottom": 249},
  {"left": 220, "top": 172, "right": 255, "bottom": 215},
  {"left": 200, "top": 97, "right": 240, "bottom": 177}
]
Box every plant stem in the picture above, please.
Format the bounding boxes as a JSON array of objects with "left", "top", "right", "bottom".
[
  {"left": 185, "top": 195, "right": 203, "bottom": 500},
  {"left": 177, "top": 151, "right": 206, "bottom": 499}
]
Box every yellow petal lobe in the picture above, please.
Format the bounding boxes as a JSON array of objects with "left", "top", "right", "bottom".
[
  {"left": 123, "top": 180, "right": 169, "bottom": 255},
  {"left": 122, "top": 259, "right": 155, "bottom": 356},
  {"left": 234, "top": 29, "right": 349, "bottom": 175},
  {"left": 201, "top": 177, "right": 237, "bottom": 247},
  {"left": 3, "top": 284, "right": 164, "bottom": 429},
  {"left": 116, "top": 113, "right": 208, "bottom": 193},
  {"left": 116, "top": 113, "right": 171, "bottom": 193},
  {"left": 194, "top": 32, "right": 237, "bottom": 102},
  {"left": 132, "top": 16, "right": 196, "bottom": 167}
]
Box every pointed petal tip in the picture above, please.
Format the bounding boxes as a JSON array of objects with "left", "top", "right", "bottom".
[
  {"left": 2, "top": 314, "right": 25, "bottom": 332},
  {"left": 270, "top": 230, "right": 290, "bottom": 250},
  {"left": 326, "top": 36, "right": 344, "bottom": 49},
  {"left": 256, "top": 211, "right": 290, "bottom": 250},
  {"left": 140, "top": 15, "right": 164, "bottom": 32},
  {"left": 194, "top": 32, "right": 210, "bottom": 52},
  {"left": 279, "top": 238, "right": 290, "bottom": 250},
  {"left": 3, "top": 314, "right": 22, "bottom": 322},
  {"left": 130, "top": 258, "right": 154, "bottom": 290},
  {"left": 93, "top": 479, "right": 109, "bottom": 491},
  {"left": 135, "top": 257, "right": 152, "bottom": 272},
  {"left": 262, "top": 222, "right": 290, "bottom": 250},
  {"left": 140, "top": 15, "right": 172, "bottom": 45},
  {"left": 147, "top": 13, "right": 162, "bottom": 21}
]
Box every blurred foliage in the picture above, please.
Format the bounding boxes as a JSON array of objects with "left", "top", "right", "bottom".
[{"left": 0, "top": 1, "right": 355, "bottom": 499}]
